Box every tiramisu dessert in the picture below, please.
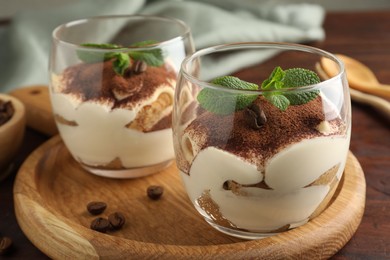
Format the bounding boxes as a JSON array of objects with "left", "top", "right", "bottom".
[
  {"left": 175, "top": 66, "right": 350, "bottom": 235},
  {"left": 50, "top": 42, "right": 177, "bottom": 177}
]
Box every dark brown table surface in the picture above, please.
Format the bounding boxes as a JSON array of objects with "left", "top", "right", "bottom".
[{"left": 1, "top": 10, "right": 390, "bottom": 259}]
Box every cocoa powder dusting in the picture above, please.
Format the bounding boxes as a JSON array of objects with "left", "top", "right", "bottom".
[
  {"left": 61, "top": 60, "right": 176, "bottom": 109},
  {"left": 187, "top": 96, "right": 344, "bottom": 167}
]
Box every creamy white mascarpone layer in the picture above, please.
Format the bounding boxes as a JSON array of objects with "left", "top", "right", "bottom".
[
  {"left": 180, "top": 134, "right": 350, "bottom": 231},
  {"left": 51, "top": 92, "right": 174, "bottom": 168}
]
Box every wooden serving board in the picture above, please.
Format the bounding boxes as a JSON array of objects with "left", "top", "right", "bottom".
[{"left": 14, "top": 136, "right": 366, "bottom": 259}]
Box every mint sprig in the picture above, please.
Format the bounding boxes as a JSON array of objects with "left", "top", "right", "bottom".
[
  {"left": 112, "top": 53, "right": 131, "bottom": 75},
  {"left": 128, "top": 40, "right": 164, "bottom": 67},
  {"left": 261, "top": 67, "right": 320, "bottom": 110},
  {"left": 197, "top": 66, "right": 321, "bottom": 115},
  {"left": 197, "top": 76, "right": 258, "bottom": 115},
  {"left": 76, "top": 41, "right": 164, "bottom": 76},
  {"left": 76, "top": 43, "right": 121, "bottom": 63},
  {"left": 128, "top": 50, "right": 163, "bottom": 67}
]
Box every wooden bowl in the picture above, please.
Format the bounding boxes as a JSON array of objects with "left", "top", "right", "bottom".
[{"left": 0, "top": 93, "right": 26, "bottom": 180}]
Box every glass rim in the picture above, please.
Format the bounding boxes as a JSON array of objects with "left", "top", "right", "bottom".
[
  {"left": 52, "top": 14, "right": 192, "bottom": 51},
  {"left": 180, "top": 42, "right": 345, "bottom": 94}
]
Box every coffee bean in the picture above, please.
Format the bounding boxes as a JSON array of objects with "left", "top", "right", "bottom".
[
  {"left": 5, "top": 101, "right": 14, "bottom": 117},
  {"left": 244, "top": 103, "right": 267, "bottom": 130},
  {"left": 108, "top": 212, "right": 126, "bottom": 230},
  {"left": 0, "top": 100, "right": 14, "bottom": 126},
  {"left": 90, "top": 217, "right": 110, "bottom": 233},
  {"left": 147, "top": 185, "right": 164, "bottom": 200},
  {"left": 87, "top": 201, "right": 107, "bottom": 215},
  {"left": 133, "top": 60, "right": 147, "bottom": 74},
  {"left": 0, "top": 237, "right": 13, "bottom": 255}
]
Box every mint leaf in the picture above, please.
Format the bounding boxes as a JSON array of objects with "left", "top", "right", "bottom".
[
  {"left": 197, "top": 89, "right": 237, "bottom": 115},
  {"left": 197, "top": 76, "right": 258, "bottom": 115},
  {"left": 262, "top": 66, "right": 285, "bottom": 90},
  {"left": 266, "top": 94, "right": 290, "bottom": 111},
  {"left": 113, "top": 53, "right": 131, "bottom": 76},
  {"left": 261, "top": 66, "right": 288, "bottom": 109},
  {"left": 77, "top": 43, "right": 122, "bottom": 63},
  {"left": 284, "top": 91, "right": 319, "bottom": 105},
  {"left": 129, "top": 50, "right": 164, "bottom": 67},
  {"left": 78, "top": 44, "right": 131, "bottom": 75},
  {"left": 128, "top": 40, "right": 164, "bottom": 67},
  {"left": 77, "top": 50, "right": 107, "bottom": 63},
  {"left": 261, "top": 67, "right": 320, "bottom": 110},
  {"left": 196, "top": 67, "right": 321, "bottom": 115},
  {"left": 283, "top": 68, "right": 320, "bottom": 88},
  {"left": 282, "top": 68, "right": 320, "bottom": 105},
  {"left": 212, "top": 76, "right": 258, "bottom": 91},
  {"left": 130, "top": 40, "right": 158, "bottom": 48},
  {"left": 81, "top": 43, "right": 122, "bottom": 49},
  {"left": 76, "top": 41, "right": 164, "bottom": 69}
]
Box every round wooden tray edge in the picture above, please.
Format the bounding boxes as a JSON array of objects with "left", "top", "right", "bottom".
[
  {"left": 13, "top": 137, "right": 100, "bottom": 258},
  {"left": 14, "top": 192, "right": 100, "bottom": 259}
]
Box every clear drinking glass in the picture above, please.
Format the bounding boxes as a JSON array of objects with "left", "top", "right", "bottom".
[
  {"left": 49, "top": 15, "right": 194, "bottom": 178},
  {"left": 173, "top": 42, "right": 351, "bottom": 239}
]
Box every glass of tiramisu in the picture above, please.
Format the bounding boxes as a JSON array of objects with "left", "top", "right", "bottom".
[
  {"left": 173, "top": 42, "right": 351, "bottom": 239},
  {"left": 49, "top": 15, "right": 194, "bottom": 178}
]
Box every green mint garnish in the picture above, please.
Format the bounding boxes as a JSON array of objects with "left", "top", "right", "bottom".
[
  {"left": 197, "top": 76, "right": 258, "bottom": 115},
  {"left": 130, "top": 40, "right": 158, "bottom": 47},
  {"left": 261, "top": 66, "right": 320, "bottom": 111},
  {"left": 261, "top": 66, "right": 284, "bottom": 90},
  {"left": 128, "top": 51, "right": 163, "bottom": 67},
  {"left": 77, "top": 43, "right": 121, "bottom": 63},
  {"left": 282, "top": 68, "right": 321, "bottom": 105},
  {"left": 81, "top": 43, "right": 122, "bottom": 49},
  {"left": 266, "top": 94, "right": 290, "bottom": 111},
  {"left": 112, "top": 53, "right": 131, "bottom": 75},
  {"left": 76, "top": 41, "right": 164, "bottom": 76},
  {"left": 128, "top": 40, "right": 164, "bottom": 67},
  {"left": 197, "top": 66, "right": 321, "bottom": 115}
]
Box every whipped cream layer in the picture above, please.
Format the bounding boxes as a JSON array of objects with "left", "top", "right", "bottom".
[
  {"left": 181, "top": 132, "right": 350, "bottom": 231},
  {"left": 52, "top": 92, "right": 174, "bottom": 168}
]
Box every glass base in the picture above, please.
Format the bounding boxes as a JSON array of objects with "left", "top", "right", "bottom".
[
  {"left": 204, "top": 218, "right": 281, "bottom": 240},
  {"left": 81, "top": 160, "right": 173, "bottom": 179}
]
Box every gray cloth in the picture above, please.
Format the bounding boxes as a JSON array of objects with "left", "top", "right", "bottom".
[{"left": 0, "top": 0, "right": 325, "bottom": 92}]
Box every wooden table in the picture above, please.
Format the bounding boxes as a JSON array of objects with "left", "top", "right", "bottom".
[{"left": 1, "top": 11, "right": 390, "bottom": 259}]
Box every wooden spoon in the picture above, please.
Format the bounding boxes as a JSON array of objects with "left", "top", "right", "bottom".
[
  {"left": 320, "top": 54, "right": 390, "bottom": 99},
  {"left": 315, "top": 62, "right": 390, "bottom": 120}
]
